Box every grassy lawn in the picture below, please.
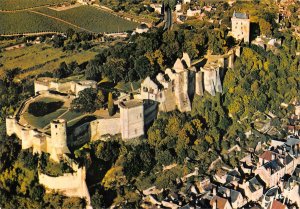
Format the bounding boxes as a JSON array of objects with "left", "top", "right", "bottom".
[
  {"left": 0, "top": 11, "right": 78, "bottom": 34},
  {"left": 0, "top": 43, "right": 100, "bottom": 79},
  {"left": 34, "top": 6, "right": 138, "bottom": 33},
  {"left": 23, "top": 108, "right": 67, "bottom": 129},
  {"left": 0, "top": 0, "right": 71, "bottom": 10}
]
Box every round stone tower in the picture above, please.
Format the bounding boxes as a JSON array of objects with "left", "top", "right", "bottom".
[
  {"left": 50, "top": 119, "right": 70, "bottom": 159},
  {"left": 6, "top": 116, "right": 17, "bottom": 136},
  {"left": 21, "top": 126, "right": 33, "bottom": 149}
]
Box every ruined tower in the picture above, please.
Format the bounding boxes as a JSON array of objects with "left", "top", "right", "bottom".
[{"left": 50, "top": 119, "right": 70, "bottom": 161}]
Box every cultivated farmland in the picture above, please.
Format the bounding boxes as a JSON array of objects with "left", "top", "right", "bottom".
[
  {"left": 0, "top": 11, "right": 78, "bottom": 34},
  {"left": 34, "top": 6, "right": 139, "bottom": 33},
  {"left": 0, "top": 43, "right": 103, "bottom": 79},
  {"left": 0, "top": 0, "right": 71, "bottom": 10}
]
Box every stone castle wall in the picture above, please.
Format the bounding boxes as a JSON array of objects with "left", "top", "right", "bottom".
[
  {"left": 90, "top": 118, "right": 121, "bottom": 141},
  {"left": 34, "top": 79, "right": 97, "bottom": 97},
  {"left": 38, "top": 155, "right": 91, "bottom": 206}
]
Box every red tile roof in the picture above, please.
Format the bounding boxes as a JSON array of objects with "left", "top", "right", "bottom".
[
  {"left": 269, "top": 200, "right": 286, "bottom": 209},
  {"left": 210, "top": 196, "right": 229, "bottom": 209},
  {"left": 259, "top": 150, "right": 273, "bottom": 162}
]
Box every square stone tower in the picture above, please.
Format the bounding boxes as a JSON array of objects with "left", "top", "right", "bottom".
[
  {"left": 119, "top": 99, "right": 144, "bottom": 140},
  {"left": 231, "top": 12, "right": 250, "bottom": 43}
]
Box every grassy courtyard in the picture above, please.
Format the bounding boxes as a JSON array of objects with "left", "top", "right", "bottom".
[{"left": 22, "top": 97, "right": 68, "bottom": 129}]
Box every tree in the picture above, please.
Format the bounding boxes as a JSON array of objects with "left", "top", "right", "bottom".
[
  {"left": 53, "top": 62, "right": 70, "bottom": 79},
  {"left": 91, "top": 190, "right": 105, "bottom": 209},
  {"left": 66, "top": 28, "right": 75, "bottom": 38},
  {"left": 30, "top": 185, "right": 45, "bottom": 201},
  {"left": 134, "top": 56, "right": 152, "bottom": 79},
  {"left": 52, "top": 35, "right": 64, "bottom": 48},
  {"left": 71, "top": 88, "right": 98, "bottom": 113},
  {"left": 85, "top": 61, "right": 101, "bottom": 81},
  {"left": 259, "top": 19, "right": 272, "bottom": 37},
  {"left": 96, "top": 89, "right": 106, "bottom": 108},
  {"left": 108, "top": 92, "right": 115, "bottom": 116}
]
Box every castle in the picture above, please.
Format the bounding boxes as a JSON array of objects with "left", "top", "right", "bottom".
[
  {"left": 34, "top": 77, "right": 97, "bottom": 97},
  {"left": 231, "top": 11, "right": 250, "bottom": 43},
  {"left": 6, "top": 51, "right": 238, "bottom": 208},
  {"left": 140, "top": 51, "right": 238, "bottom": 113}
]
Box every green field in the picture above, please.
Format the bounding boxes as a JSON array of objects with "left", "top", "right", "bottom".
[
  {"left": 34, "top": 6, "right": 138, "bottom": 33},
  {"left": 0, "top": 0, "right": 71, "bottom": 10},
  {"left": 0, "top": 11, "right": 78, "bottom": 34},
  {"left": 0, "top": 43, "right": 100, "bottom": 78},
  {"left": 0, "top": 5, "right": 138, "bottom": 34}
]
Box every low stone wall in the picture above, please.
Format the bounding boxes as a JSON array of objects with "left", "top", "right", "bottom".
[{"left": 90, "top": 118, "right": 120, "bottom": 141}]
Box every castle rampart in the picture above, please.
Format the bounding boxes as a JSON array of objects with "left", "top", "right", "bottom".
[
  {"left": 90, "top": 117, "right": 121, "bottom": 141},
  {"left": 34, "top": 77, "right": 97, "bottom": 97},
  {"left": 38, "top": 155, "right": 91, "bottom": 206}
]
